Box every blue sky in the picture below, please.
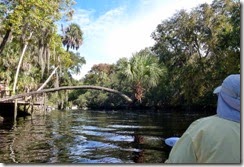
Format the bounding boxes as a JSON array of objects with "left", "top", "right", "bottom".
[{"left": 64, "top": 0, "right": 213, "bottom": 79}]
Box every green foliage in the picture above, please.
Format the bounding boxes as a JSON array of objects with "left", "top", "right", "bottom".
[
  {"left": 118, "top": 48, "right": 166, "bottom": 102},
  {"left": 68, "top": 52, "right": 86, "bottom": 75},
  {"left": 151, "top": 0, "right": 240, "bottom": 107},
  {"left": 70, "top": 49, "right": 166, "bottom": 108},
  {"left": 71, "top": 0, "right": 240, "bottom": 110},
  {"left": 0, "top": 0, "right": 85, "bottom": 109}
]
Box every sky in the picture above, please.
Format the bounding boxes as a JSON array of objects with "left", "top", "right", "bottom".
[{"left": 63, "top": 0, "right": 213, "bottom": 80}]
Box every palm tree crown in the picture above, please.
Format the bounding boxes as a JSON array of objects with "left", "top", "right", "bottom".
[
  {"left": 121, "top": 48, "right": 166, "bottom": 102},
  {"left": 62, "top": 23, "right": 83, "bottom": 52}
]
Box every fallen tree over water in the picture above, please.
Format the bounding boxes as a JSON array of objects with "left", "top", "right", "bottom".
[{"left": 0, "top": 85, "right": 133, "bottom": 103}]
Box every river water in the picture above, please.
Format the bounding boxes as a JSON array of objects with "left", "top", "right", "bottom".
[{"left": 0, "top": 109, "right": 213, "bottom": 164}]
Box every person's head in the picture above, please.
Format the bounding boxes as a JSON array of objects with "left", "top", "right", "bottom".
[{"left": 214, "top": 74, "right": 240, "bottom": 122}]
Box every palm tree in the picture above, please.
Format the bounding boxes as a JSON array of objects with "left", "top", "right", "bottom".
[
  {"left": 61, "top": 23, "right": 83, "bottom": 52},
  {"left": 120, "top": 48, "right": 166, "bottom": 102}
]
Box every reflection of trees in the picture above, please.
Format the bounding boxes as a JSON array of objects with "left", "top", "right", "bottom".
[
  {"left": 134, "top": 135, "right": 144, "bottom": 144},
  {"left": 48, "top": 110, "right": 75, "bottom": 162},
  {"left": 132, "top": 135, "right": 145, "bottom": 163},
  {"left": 133, "top": 150, "right": 145, "bottom": 163},
  {"left": 0, "top": 116, "right": 53, "bottom": 163},
  {"left": 0, "top": 118, "right": 18, "bottom": 163},
  {"left": 131, "top": 134, "right": 169, "bottom": 163},
  {"left": 9, "top": 123, "right": 18, "bottom": 163},
  {"left": 0, "top": 117, "right": 15, "bottom": 130}
]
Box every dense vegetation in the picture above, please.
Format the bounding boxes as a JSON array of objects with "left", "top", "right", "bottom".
[
  {"left": 0, "top": 0, "right": 85, "bottom": 109},
  {"left": 70, "top": 0, "right": 240, "bottom": 110},
  {"left": 0, "top": 0, "right": 240, "bottom": 111}
]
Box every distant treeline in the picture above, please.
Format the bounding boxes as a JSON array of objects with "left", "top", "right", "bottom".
[{"left": 69, "top": 0, "right": 240, "bottom": 111}]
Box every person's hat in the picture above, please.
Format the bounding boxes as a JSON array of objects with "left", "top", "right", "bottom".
[{"left": 213, "top": 74, "right": 240, "bottom": 100}]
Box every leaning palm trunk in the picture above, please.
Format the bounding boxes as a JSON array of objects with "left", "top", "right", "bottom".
[
  {"left": 36, "top": 66, "right": 59, "bottom": 91},
  {"left": 12, "top": 32, "right": 33, "bottom": 95},
  {"left": 25, "top": 66, "right": 59, "bottom": 100}
]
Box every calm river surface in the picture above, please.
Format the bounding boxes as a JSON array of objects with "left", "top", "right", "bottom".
[{"left": 0, "top": 109, "right": 213, "bottom": 164}]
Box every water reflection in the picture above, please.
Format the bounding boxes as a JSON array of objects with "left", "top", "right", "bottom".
[{"left": 0, "top": 109, "right": 213, "bottom": 163}]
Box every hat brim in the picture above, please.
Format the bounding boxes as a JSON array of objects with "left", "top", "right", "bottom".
[{"left": 213, "top": 86, "right": 221, "bottom": 94}]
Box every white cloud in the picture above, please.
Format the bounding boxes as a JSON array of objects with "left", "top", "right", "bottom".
[
  {"left": 71, "top": 0, "right": 213, "bottom": 80},
  {"left": 70, "top": 7, "right": 126, "bottom": 79}
]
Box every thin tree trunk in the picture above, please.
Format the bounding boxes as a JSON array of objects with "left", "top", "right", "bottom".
[
  {"left": 0, "top": 29, "right": 12, "bottom": 55},
  {"left": 39, "top": 45, "right": 45, "bottom": 77},
  {"left": 12, "top": 32, "right": 33, "bottom": 95},
  {"left": 47, "top": 47, "right": 50, "bottom": 72},
  {"left": 37, "top": 66, "right": 59, "bottom": 91}
]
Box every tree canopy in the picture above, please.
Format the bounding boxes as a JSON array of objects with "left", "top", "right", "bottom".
[
  {"left": 0, "top": 0, "right": 240, "bottom": 111},
  {"left": 71, "top": 0, "right": 240, "bottom": 110},
  {"left": 0, "top": 0, "right": 85, "bottom": 109}
]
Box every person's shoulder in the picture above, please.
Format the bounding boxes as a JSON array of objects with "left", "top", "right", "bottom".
[
  {"left": 188, "top": 115, "right": 221, "bottom": 129},
  {"left": 193, "top": 115, "right": 218, "bottom": 123},
  {"left": 185, "top": 115, "right": 222, "bottom": 137},
  {"left": 196, "top": 115, "right": 238, "bottom": 123},
  {"left": 192, "top": 115, "right": 239, "bottom": 128}
]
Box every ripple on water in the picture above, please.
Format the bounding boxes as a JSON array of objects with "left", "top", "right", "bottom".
[
  {"left": 79, "top": 129, "right": 134, "bottom": 143},
  {"left": 69, "top": 140, "right": 119, "bottom": 156},
  {"left": 81, "top": 130, "right": 114, "bottom": 138},
  {"left": 105, "top": 134, "right": 134, "bottom": 142},
  {"left": 91, "top": 157, "right": 124, "bottom": 163},
  {"left": 107, "top": 125, "right": 142, "bottom": 129},
  {"left": 82, "top": 125, "right": 116, "bottom": 131}
]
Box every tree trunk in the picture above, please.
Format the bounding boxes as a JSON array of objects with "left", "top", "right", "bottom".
[
  {"left": 0, "top": 85, "right": 133, "bottom": 103},
  {"left": 0, "top": 29, "right": 12, "bottom": 55},
  {"left": 12, "top": 32, "right": 33, "bottom": 95},
  {"left": 37, "top": 66, "right": 59, "bottom": 91}
]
